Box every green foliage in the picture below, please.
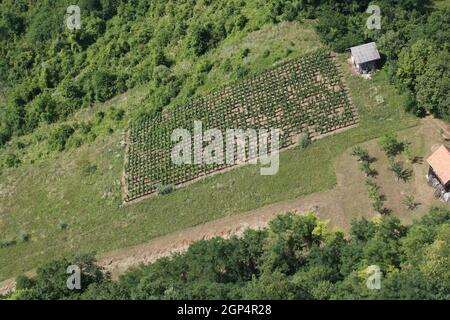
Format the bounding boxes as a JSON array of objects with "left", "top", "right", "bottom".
[
  {"left": 108, "top": 107, "right": 126, "bottom": 122},
  {"left": 2, "top": 152, "right": 21, "bottom": 169},
  {"left": 397, "top": 39, "right": 435, "bottom": 92},
  {"left": 389, "top": 160, "right": 413, "bottom": 182},
  {"left": 415, "top": 50, "right": 450, "bottom": 120},
  {"left": 351, "top": 146, "right": 371, "bottom": 163},
  {"left": 19, "top": 231, "right": 29, "bottom": 242},
  {"left": 1, "top": 0, "right": 445, "bottom": 157},
  {"left": 3, "top": 0, "right": 298, "bottom": 149},
  {"left": 187, "top": 23, "right": 224, "bottom": 56},
  {"left": 92, "top": 70, "right": 118, "bottom": 103},
  {"left": 15, "top": 209, "right": 450, "bottom": 300},
  {"left": 0, "top": 239, "right": 16, "bottom": 248},
  {"left": 241, "top": 48, "right": 251, "bottom": 58},
  {"left": 404, "top": 91, "right": 426, "bottom": 118},
  {"left": 403, "top": 194, "right": 418, "bottom": 211},
  {"left": 15, "top": 275, "right": 36, "bottom": 290},
  {"left": 24, "top": 3, "right": 65, "bottom": 47},
  {"left": 48, "top": 125, "right": 75, "bottom": 152},
  {"left": 298, "top": 132, "right": 311, "bottom": 149},
  {"left": 60, "top": 80, "right": 84, "bottom": 101},
  {"left": 378, "top": 134, "right": 404, "bottom": 158},
  {"left": 261, "top": 213, "right": 323, "bottom": 275},
  {"left": 315, "top": 7, "right": 363, "bottom": 53},
  {"left": 58, "top": 222, "right": 68, "bottom": 230},
  {"left": 156, "top": 184, "right": 175, "bottom": 195},
  {"left": 350, "top": 217, "right": 375, "bottom": 242},
  {"left": 0, "top": 122, "right": 12, "bottom": 147},
  {"left": 312, "top": 2, "right": 448, "bottom": 119},
  {"left": 365, "top": 179, "right": 385, "bottom": 213},
  {"left": 359, "top": 160, "right": 377, "bottom": 177},
  {"left": 17, "top": 252, "right": 106, "bottom": 300},
  {"left": 25, "top": 92, "right": 58, "bottom": 131},
  {"left": 243, "top": 271, "right": 295, "bottom": 299},
  {"left": 352, "top": 146, "right": 376, "bottom": 177}
]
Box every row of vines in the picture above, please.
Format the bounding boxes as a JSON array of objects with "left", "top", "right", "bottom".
[{"left": 124, "top": 50, "right": 358, "bottom": 202}]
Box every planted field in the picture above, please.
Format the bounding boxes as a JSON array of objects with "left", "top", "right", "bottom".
[{"left": 124, "top": 50, "right": 358, "bottom": 202}]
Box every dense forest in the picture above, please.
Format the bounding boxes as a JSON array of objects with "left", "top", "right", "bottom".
[
  {"left": 0, "top": 0, "right": 449, "bottom": 168},
  {"left": 3, "top": 207, "right": 449, "bottom": 300}
]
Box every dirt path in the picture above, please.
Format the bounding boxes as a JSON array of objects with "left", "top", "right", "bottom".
[
  {"left": 101, "top": 199, "right": 320, "bottom": 278},
  {"left": 1, "top": 118, "right": 446, "bottom": 295}
]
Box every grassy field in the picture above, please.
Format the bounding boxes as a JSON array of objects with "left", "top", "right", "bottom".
[
  {"left": 0, "top": 22, "right": 420, "bottom": 280},
  {"left": 434, "top": 0, "right": 450, "bottom": 9}
]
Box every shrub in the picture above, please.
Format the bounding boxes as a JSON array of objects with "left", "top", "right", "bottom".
[
  {"left": 58, "top": 222, "right": 68, "bottom": 230},
  {"left": 365, "top": 180, "right": 385, "bottom": 214},
  {"left": 96, "top": 111, "right": 105, "bottom": 123},
  {"left": 2, "top": 153, "right": 21, "bottom": 168},
  {"left": 48, "top": 124, "right": 75, "bottom": 151},
  {"left": 188, "top": 24, "right": 214, "bottom": 56},
  {"left": 235, "top": 66, "right": 249, "bottom": 79},
  {"left": 92, "top": 70, "right": 117, "bottom": 102},
  {"left": 359, "top": 161, "right": 377, "bottom": 177},
  {"left": 378, "top": 134, "right": 404, "bottom": 158},
  {"left": 79, "top": 121, "right": 93, "bottom": 134},
  {"left": 66, "top": 135, "right": 84, "bottom": 149},
  {"left": 403, "top": 194, "right": 418, "bottom": 211},
  {"left": 60, "top": 80, "right": 84, "bottom": 100},
  {"left": 222, "top": 59, "right": 233, "bottom": 73},
  {"left": 15, "top": 275, "right": 36, "bottom": 290},
  {"left": 152, "top": 65, "right": 174, "bottom": 86},
  {"left": 235, "top": 15, "right": 248, "bottom": 30},
  {"left": 285, "top": 47, "right": 293, "bottom": 56},
  {"left": 352, "top": 146, "right": 376, "bottom": 176},
  {"left": 26, "top": 92, "right": 58, "bottom": 130},
  {"left": 404, "top": 144, "right": 420, "bottom": 164},
  {"left": 298, "top": 132, "right": 311, "bottom": 149},
  {"left": 241, "top": 48, "right": 251, "bottom": 58},
  {"left": 351, "top": 146, "right": 371, "bottom": 162},
  {"left": 405, "top": 91, "right": 426, "bottom": 117},
  {"left": 371, "top": 197, "right": 385, "bottom": 214},
  {"left": 389, "top": 161, "right": 413, "bottom": 182},
  {"left": 0, "top": 239, "right": 16, "bottom": 248},
  {"left": 19, "top": 231, "right": 30, "bottom": 242},
  {"left": 0, "top": 123, "right": 12, "bottom": 146},
  {"left": 157, "top": 184, "right": 175, "bottom": 195},
  {"left": 109, "top": 108, "right": 125, "bottom": 121}
]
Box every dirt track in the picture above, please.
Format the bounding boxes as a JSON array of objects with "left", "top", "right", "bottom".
[{"left": 100, "top": 203, "right": 306, "bottom": 278}]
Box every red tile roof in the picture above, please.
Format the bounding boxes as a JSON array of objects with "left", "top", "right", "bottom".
[{"left": 427, "top": 145, "right": 450, "bottom": 186}]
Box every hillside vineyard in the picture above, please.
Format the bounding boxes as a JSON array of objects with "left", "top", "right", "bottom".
[{"left": 124, "top": 50, "right": 358, "bottom": 202}]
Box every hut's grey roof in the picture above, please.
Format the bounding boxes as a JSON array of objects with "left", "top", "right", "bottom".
[{"left": 350, "top": 42, "right": 381, "bottom": 64}]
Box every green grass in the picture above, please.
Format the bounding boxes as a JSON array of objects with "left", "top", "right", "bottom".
[
  {"left": 434, "top": 0, "right": 450, "bottom": 9},
  {"left": 0, "top": 24, "right": 418, "bottom": 281}
]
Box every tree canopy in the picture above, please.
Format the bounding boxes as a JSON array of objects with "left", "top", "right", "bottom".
[{"left": 6, "top": 208, "right": 449, "bottom": 300}]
